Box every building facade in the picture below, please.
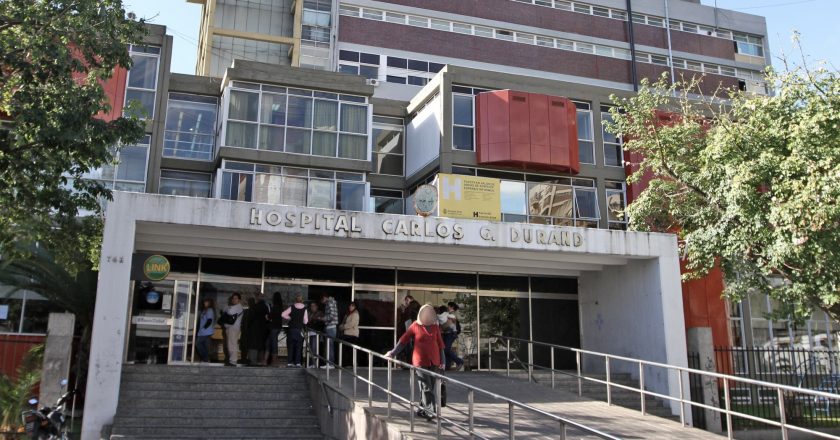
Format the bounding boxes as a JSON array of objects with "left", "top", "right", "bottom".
[{"left": 75, "top": 1, "right": 832, "bottom": 438}]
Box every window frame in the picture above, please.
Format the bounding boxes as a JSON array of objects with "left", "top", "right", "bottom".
[
  {"left": 574, "top": 101, "right": 595, "bottom": 165},
  {"left": 372, "top": 117, "right": 405, "bottom": 176},
  {"left": 124, "top": 45, "right": 161, "bottom": 120},
  {"left": 600, "top": 107, "right": 624, "bottom": 168},
  {"left": 163, "top": 93, "right": 219, "bottom": 161}
]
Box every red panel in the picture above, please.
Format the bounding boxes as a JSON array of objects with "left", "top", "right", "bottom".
[
  {"left": 0, "top": 334, "right": 46, "bottom": 379},
  {"left": 475, "top": 90, "right": 580, "bottom": 173}
]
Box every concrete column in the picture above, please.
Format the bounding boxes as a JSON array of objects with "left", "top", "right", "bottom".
[
  {"left": 39, "top": 313, "right": 75, "bottom": 407},
  {"left": 687, "top": 327, "right": 723, "bottom": 433}
]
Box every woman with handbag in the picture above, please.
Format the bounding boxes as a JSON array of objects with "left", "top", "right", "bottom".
[
  {"left": 221, "top": 293, "right": 243, "bottom": 367},
  {"left": 385, "top": 304, "right": 445, "bottom": 421}
]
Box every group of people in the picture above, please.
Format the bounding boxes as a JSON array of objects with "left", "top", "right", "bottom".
[
  {"left": 396, "top": 296, "right": 464, "bottom": 371},
  {"left": 194, "top": 291, "right": 359, "bottom": 368}
]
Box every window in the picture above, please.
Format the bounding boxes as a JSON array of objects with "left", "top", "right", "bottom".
[
  {"left": 0, "top": 290, "right": 57, "bottom": 334},
  {"left": 600, "top": 106, "right": 623, "bottom": 167},
  {"left": 526, "top": 180, "right": 599, "bottom": 227},
  {"left": 219, "top": 162, "right": 366, "bottom": 210},
  {"left": 159, "top": 170, "right": 212, "bottom": 197},
  {"left": 371, "top": 188, "right": 404, "bottom": 214},
  {"left": 605, "top": 180, "right": 627, "bottom": 230},
  {"left": 338, "top": 50, "right": 379, "bottom": 80},
  {"left": 222, "top": 83, "right": 370, "bottom": 160},
  {"left": 575, "top": 102, "right": 594, "bottom": 165},
  {"left": 163, "top": 93, "right": 217, "bottom": 160},
  {"left": 452, "top": 93, "right": 474, "bottom": 151},
  {"left": 83, "top": 135, "right": 151, "bottom": 192},
  {"left": 372, "top": 117, "right": 404, "bottom": 175},
  {"left": 302, "top": 0, "right": 332, "bottom": 43},
  {"left": 124, "top": 45, "right": 160, "bottom": 119},
  {"left": 734, "top": 33, "right": 764, "bottom": 57}
]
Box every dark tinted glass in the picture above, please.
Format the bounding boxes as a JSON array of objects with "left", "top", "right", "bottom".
[
  {"left": 355, "top": 267, "right": 395, "bottom": 285},
  {"left": 264, "top": 262, "right": 352, "bottom": 283},
  {"left": 530, "top": 276, "right": 577, "bottom": 294},
  {"left": 201, "top": 258, "right": 262, "bottom": 278}
]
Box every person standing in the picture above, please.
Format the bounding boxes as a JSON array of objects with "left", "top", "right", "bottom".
[
  {"left": 338, "top": 301, "right": 360, "bottom": 366},
  {"left": 195, "top": 298, "right": 216, "bottom": 363},
  {"left": 440, "top": 302, "right": 464, "bottom": 371},
  {"left": 281, "top": 295, "right": 308, "bottom": 367},
  {"left": 222, "top": 293, "right": 243, "bottom": 367},
  {"left": 385, "top": 304, "right": 445, "bottom": 421},
  {"left": 245, "top": 293, "right": 270, "bottom": 366},
  {"left": 306, "top": 302, "right": 324, "bottom": 367},
  {"left": 266, "top": 292, "right": 284, "bottom": 366},
  {"left": 399, "top": 296, "right": 421, "bottom": 365},
  {"left": 321, "top": 293, "right": 339, "bottom": 368}
]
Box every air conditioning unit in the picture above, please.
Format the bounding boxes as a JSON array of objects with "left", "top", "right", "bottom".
[
  {"left": 366, "top": 78, "right": 380, "bottom": 87},
  {"left": 745, "top": 80, "right": 768, "bottom": 96}
]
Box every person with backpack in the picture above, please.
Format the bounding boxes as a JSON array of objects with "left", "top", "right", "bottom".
[
  {"left": 266, "top": 292, "right": 284, "bottom": 366},
  {"left": 281, "top": 294, "right": 308, "bottom": 367},
  {"left": 195, "top": 298, "right": 216, "bottom": 363},
  {"left": 385, "top": 304, "right": 445, "bottom": 421},
  {"left": 220, "top": 293, "right": 243, "bottom": 367}
]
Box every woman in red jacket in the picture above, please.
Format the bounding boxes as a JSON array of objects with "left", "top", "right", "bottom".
[{"left": 385, "top": 304, "right": 445, "bottom": 420}]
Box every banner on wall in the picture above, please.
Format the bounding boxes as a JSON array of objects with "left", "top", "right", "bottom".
[{"left": 437, "top": 173, "right": 501, "bottom": 221}]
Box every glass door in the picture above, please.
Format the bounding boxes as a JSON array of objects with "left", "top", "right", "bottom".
[{"left": 168, "top": 281, "right": 195, "bottom": 363}]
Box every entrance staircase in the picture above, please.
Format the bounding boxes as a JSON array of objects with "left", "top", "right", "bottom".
[{"left": 109, "top": 364, "right": 323, "bottom": 439}]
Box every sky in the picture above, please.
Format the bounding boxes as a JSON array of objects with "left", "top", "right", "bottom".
[{"left": 125, "top": 0, "right": 840, "bottom": 75}]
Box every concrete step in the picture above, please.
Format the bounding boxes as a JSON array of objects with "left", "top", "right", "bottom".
[
  {"left": 109, "top": 426, "right": 323, "bottom": 438},
  {"left": 122, "top": 364, "right": 307, "bottom": 377},
  {"left": 120, "top": 381, "right": 307, "bottom": 393},
  {"left": 112, "top": 416, "right": 317, "bottom": 428},
  {"left": 118, "top": 389, "right": 311, "bottom": 401},
  {"left": 119, "top": 398, "right": 306, "bottom": 410},
  {"left": 110, "top": 437, "right": 323, "bottom": 440},
  {"left": 116, "top": 407, "right": 317, "bottom": 419},
  {"left": 121, "top": 371, "right": 309, "bottom": 385}
]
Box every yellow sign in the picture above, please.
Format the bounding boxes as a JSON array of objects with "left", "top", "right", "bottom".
[{"left": 437, "top": 174, "right": 501, "bottom": 221}]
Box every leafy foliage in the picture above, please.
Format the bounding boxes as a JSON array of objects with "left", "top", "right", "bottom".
[
  {"left": 0, "top": 0, "right": 145, "bottom": 268},
  {"left": 0, "top": 344, "right": 43, "bottom": 433},
  {"left": 606, "top": 65, "right": 840, "bottom": 322}
]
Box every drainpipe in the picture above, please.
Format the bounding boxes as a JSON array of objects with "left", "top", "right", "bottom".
[
  {"left": 626, "top": 0, "right": 639, "bottom": 91},
  {"left": 663, "top": 0, "right": 676, "bottom": 85}
]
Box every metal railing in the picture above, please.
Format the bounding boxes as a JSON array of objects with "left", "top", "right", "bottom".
[
  {"left": 303, "top": 329, "right": 620, "bottom": 440},
  {"left": 491, "top": 335, "right": 840, "bottom": 440}
]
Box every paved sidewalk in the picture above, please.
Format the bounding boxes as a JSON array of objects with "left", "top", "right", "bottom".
[{"left": 311, "top": 369, "right": 723, "bottom": 439}]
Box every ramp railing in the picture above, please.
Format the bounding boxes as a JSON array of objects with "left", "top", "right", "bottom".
[
  {"left": 303, "top": 329, "right": 620, "bottom": 440},
  {"left": 490, "top": 334, "right": 840, "bottom": 440}
]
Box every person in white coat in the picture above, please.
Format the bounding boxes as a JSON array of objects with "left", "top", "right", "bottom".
[{"left": 222, "top": 293, "right": 244, "bottom": 366}]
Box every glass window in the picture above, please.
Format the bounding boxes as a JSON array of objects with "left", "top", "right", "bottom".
[
  {"left": 287, "top": 96, "right": 313, "bottom": 128},
  {"left": 340, "top": 104, "right": 368, "bottom": 134},
  {"left": 159, "top": 170, "right": 211, "bottom": 197},
  {"left": 453, "top": 94, "right": 474, "bottom": 151},
  {"left": 220, "top": 171, "right": 253, "bottom": 202},
  {"left": 115, "top": 144, "right": 149, "bottom": 182},
  {"left": 261, "top": 93, "right": 287, "bottom": 125},
  {"left": 226, "top": 121, "right": 258, "bottom": 148},
  {"left": 373, "top": 121, "right": 404, "bottom": 176},
  {"left": 606, "top": 180, "right": 627, "bottom": 229},
  {"left": 285, "top": 128, "right": 312, "bottom": 154},
  {"left": 228, "top": 90, "right": 259, "bottom": 121},
  {"left": 372, "top": 189, "right": 404, "bottom": 214},
  {"left": 601, "top": 109, "right": 623, "bottom": 167},
  {"left": 529, "top": 182, "right": 574, "bottom": 221},
  {"left": 501, "top": 180, "right": 526, "bottom": 216},
  {"left": 338, "top": 134, "right": 367, "bottom": 160},
  {"left": 336, "top": 181, "right": 365, "bottom": 211},
  {"left": 576, "top": 104, "right": 595, "bottom": 164},
  {"left": 308, "top": 179, "right": 334, "bottom": 208},
  {"left": 124, "top": 49, "right": 160, "bottom": 118},
  {"left": 163, "top": 93, "right": 217, "bottom": 160},
  {"left": 574, "top": 187, "right": 599, "bottom": 220}
]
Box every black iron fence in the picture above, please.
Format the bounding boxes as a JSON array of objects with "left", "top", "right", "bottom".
[{"left": 710, "top": 346, "right": 840, "bottom": 430}]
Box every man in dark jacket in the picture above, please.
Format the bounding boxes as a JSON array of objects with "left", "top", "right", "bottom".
[{"left": 245, "top": 293, "right": 270, "bottom": 366}]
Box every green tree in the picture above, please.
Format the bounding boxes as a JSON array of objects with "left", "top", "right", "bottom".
[
  {"left": 606, "top": 64, "right": 840, "bottom": 322},
  {"left": 0, "top": 344, "right": 43, "bottom": 433},
  {"left": 0, "top": 0, "right": 145, "bottom": 270}
]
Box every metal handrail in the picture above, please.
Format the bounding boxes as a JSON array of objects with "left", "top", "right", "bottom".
[
  {"left": 303, "top": 329, "right": 621, "bottom": 440},
  {"left": 490, "top": 334, "right": 840, "bottom": 440}
]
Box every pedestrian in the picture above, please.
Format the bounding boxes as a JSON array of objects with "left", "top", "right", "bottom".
[
  {"left": 385, "top": 304, "right": 445, "bottom": 421},
  {"left": 221, "top": 293, "right": 243, "bottom": 367},
  {"left": 266, "top": 292, "right": 284, "bottom": 366},
  {"left": 306, "top": 302, "right": 325, "bottom": 367},
  {"left": 338, "top": 301, "right": 360, "bottom": 366},
  {"left": 195, "top": 298, "right": 215, "bottom": 363},
  {"left": 281, "top": 294, "right": 308, "bottom": 367},
  {"left": 245, "top": 293, "right": 270, "bottom": 366},
  {"left": 399, "top": 296, "right": 421, "bottom": 366},
  {"left": 320, "top": 293, "right": 339, "bottom": 368},
  {"left": 440, "top": 302, "right": 464, "bottom": 371}
]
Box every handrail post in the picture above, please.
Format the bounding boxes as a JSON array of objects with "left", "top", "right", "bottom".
[
  {"left": 468, "top": 389, "right": 475, "bottom": 439},
  {"left": 777, "top": 388, "right": 789, "bottom": 440},
  {"left": 436, "top": 374, "right": 443, "bottom": 438},
  {"left": 639, "top": 363, "right": 646, "bottom": 415},
  {"left": 338, "top": 341, "right": 343, "bottom": 388},
  {"left": 387, "top": 359, "right": 392, "bottom": 419},
  {"left": 550, "top": 347, "right": 556, "bottom": 389},
  {"left": 723, "top": 377, "right": 733, "bottom": 439},
  {"left": 368, "top": 352, "right": 373, "bottom": 407},
  {"left": 508, "top": 402, "right": 515, "bottom": 440},
  {"left": 605, "top": 356, "right": 612, "bottom": 406},
  {"left": 315, "top": 333, "right": 320, "bottom": 369},
  {"left": 559, "top": 421, "right": 567, "bottom": 440},
  {"left": 506, "top": 339, "right": 511, "bottom": 377},
  {"left": 326, "top": 339, "right": 332, "bottom": 381},
  {"left": 488, "top": 338, "right": 493, "bottom": 371},
  {"left": 528, "top": 341, "right": 533, "bottom": 383},
  {"left": 678, "top": 369, "right": 685, "bottom": 426},
  {"left": 576, "top": 351, "right": 582, "bottom": 396},
  {"left": 352, "top": 348, "right": 357, "bottom": 397},
  {"left": 305, "top": 331, "right": 310, "bottom": 367},
  {"left": 409, "top": 368, "right": 416, "bottom": 432}
]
